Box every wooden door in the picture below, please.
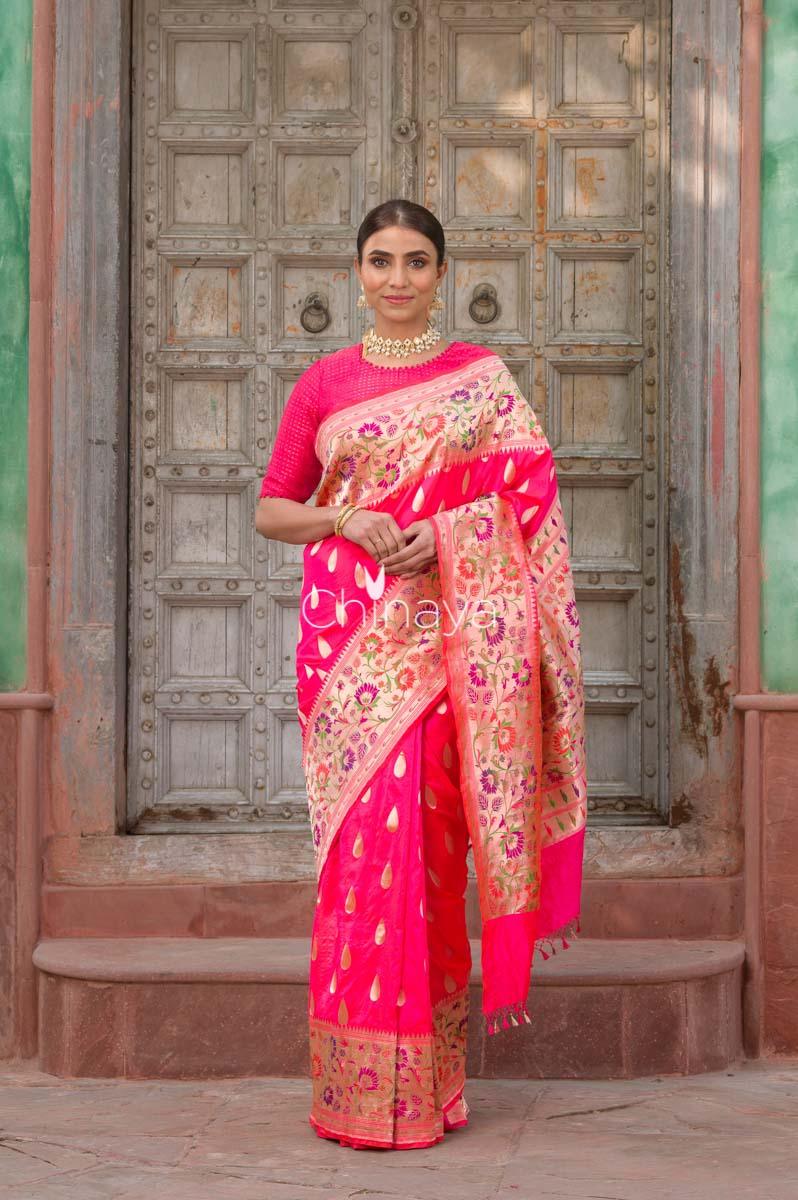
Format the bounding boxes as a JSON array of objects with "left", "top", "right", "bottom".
[{"left": 128, "top": 0, "right": 668, "bottom": 832}]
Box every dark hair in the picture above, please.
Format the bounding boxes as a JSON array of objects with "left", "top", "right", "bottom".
[{"left": 356, "top": 199, "right": 446, "bottom": 268}]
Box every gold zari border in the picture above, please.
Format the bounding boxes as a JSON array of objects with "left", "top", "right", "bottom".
[{"left": 309, "top": 988, "right": 469, "bottom": 1147}]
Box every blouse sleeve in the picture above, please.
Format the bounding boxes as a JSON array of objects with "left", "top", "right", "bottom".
[{"left": 258, "top": 358, "right": 324, "bottom": 503}]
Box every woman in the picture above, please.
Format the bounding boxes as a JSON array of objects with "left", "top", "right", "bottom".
[{"left": 256, "top": 200, "right": 586, "bottom": 1150}]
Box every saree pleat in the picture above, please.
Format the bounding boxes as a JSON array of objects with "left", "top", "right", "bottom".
[
  {"left": 308, "top": 691, "right": 472, "bottom": 1148},
  {"left": 298, "top": 351, "right": 587, "bottom": 1148}
]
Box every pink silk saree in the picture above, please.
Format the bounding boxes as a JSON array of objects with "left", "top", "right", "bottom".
[{"left": 297, "top": 350, "right": 587, "bottom": 1148}]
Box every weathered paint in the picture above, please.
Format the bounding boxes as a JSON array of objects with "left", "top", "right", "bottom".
[
  {"left": 0, "top": 2, "right": 32, "bottom": 690},
  {"left": 761, "top": 0, "right": 798, "bottom": 690}
]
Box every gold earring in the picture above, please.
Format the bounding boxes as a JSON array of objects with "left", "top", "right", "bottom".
[
  {"left": 357, "top": 286, "right": 368, "bottom": 310},
  {"left": 429, "top": 284, "right": 444, "bottom": 312}
]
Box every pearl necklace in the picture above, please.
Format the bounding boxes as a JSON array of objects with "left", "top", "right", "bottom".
[{"left": 362, "top": 319, "right": 441, "bottom": 360}]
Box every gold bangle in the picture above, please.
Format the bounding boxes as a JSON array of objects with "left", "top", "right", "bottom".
[
  {"left": 333, "top": 504, "right": 350, "bottom": 536},
  {"left": 334, "top": 503, "right": 357, "bottom": 537},
  {"left": 337, "top": 505, "right": 358, "bottom": 537},
  {"left": 333, "top": 504, "right": 352, "bottom": 536}
]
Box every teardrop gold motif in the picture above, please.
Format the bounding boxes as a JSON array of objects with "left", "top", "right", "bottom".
[
  {"left": 360, "top": 787, "right": 371, "bottom": 804},
  {"left": 364, "top": 563, "right": 385, "bottom": 600},
  {"left": 375, "top": 919, "right": 386, "bottom": 945},
  {"left": 503, "top": 457, "right": 516, "bottom": 484},
  {"left": 411, "top": 484, "right": 425, "bottom": 513},
  {"left": 328, "top": 546, "right": 338, "bottom": 572},
  {"left": 444, "top": 973, "right": 457, "bottom": 994},
  {"left": 336, "top": 597, "right": 346, "bottom": 626},
  {"left": 436, "top": 699, "right": 448, "bottom": 714},
  {"left": 521, "top": 504, "right": 540, "bottom": 524},
  {"left": 369, "top": 974, "right": 381, "bottom": 1002},
  {"left": 443, "top": 743, "right": 453, "bottom": 768},
  {"left": 340, "top": 943, "right": 352, "bottom": 970},
  {"left": 352, "top": 831, "right": 364, "bottom": 858},
  {"left": 380, "top": 862, "right": 393, "bottom": 889},
  {"left": 338, "top": 998, "right": 349, "bottom": 1025},
  {"left": 310, "top": 583, "right": 320, "bottom": 609},
  {"left": 393, "top": 751, "right": 407, "bottom": 778},
  {"left": 386, "top": 805, "right": 399, "bottom": 832},
  {"left": 317, "top": 634, "right": 332, "bottom": 658},
  {"left": 444, "top": 831, "right": 455, "bottom": 854},
  {"left": 329, "top": 969, "right": 337, "bottom": 994},
  {"left": 311, "top": 934, "right": 318, "bottom": 961},
  {"left": 310, "top": 539, "right": 323, "bottom": 555},
  {"left": 461, "top": 467, "right": 470, "bottom": 493},
  {"left": 397, "top": 987, "right": 406, "bottom": 1006},
  {"left": 345, "top": 885, "right": 356, "bottom": 913},
  {"left": 424, "top": 785, "right": 437, "bottom": 809},
  {"left": 419, "top": 898, "right": 424, "bottom": 918},
  {"left": 355, "top": 561, "right": 366, "bottom": 588},
  {"left": 428, "top": 866, "right": 441, "bottom": 888}
]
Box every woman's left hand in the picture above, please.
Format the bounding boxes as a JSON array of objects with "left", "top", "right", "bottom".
[{"left": 379, "top": 519, "right": 438, "bottom": 578}]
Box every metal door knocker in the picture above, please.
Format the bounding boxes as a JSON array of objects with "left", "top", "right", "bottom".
[
  {"left": 469, "top": 283, "right": 499, "bottom": 324},
  {"left": 300, "top": 292, "right": 331, "bottom": 333}
]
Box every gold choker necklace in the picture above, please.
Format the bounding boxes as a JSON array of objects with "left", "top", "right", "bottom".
[{"left": 362, "top": 320, "right": 441, "bottom": 360}]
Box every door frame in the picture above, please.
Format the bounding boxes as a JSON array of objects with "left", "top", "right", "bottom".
[{"left": 46, "top": 0, "right": 744, "bottom": 888}]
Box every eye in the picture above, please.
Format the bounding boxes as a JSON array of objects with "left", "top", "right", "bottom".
[
  {"left": 370, "top": 256, "right": 388, "bottom": 267},
  {"left": 410, "top": 258, "right": 427, "bottom": 267}
]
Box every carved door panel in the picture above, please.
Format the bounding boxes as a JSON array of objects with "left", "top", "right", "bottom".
[
  {"left": 128, "top": 0, "right": 668, "bottom": 832},
  {"left": 418, "top": 0, "right": 668, "bottom": 822}
]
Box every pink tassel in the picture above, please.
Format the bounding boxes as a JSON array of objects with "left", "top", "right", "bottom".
[
  {"left": 562, "top": 937, "right": 570, "bottom": 950},
  {"left": 502, "top": 1016, "right": 509, "bottom": 1029}
]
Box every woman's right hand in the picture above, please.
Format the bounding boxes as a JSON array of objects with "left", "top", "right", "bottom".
[{"left": 338, "top": 507, "right": 407, "bottom": 568}]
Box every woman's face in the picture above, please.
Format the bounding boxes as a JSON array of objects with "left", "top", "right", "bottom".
[{"left": 355, "top": 225, "right": 446, "bottom": 326}]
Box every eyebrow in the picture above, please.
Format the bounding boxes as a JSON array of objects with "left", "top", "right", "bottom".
[{"left": 366, "top": 248, "right": 431, "bottom": 257}]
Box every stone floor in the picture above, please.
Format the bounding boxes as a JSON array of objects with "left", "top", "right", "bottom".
[{"left": 0, "top": 1060, "right": 796, "bottom": 1199}]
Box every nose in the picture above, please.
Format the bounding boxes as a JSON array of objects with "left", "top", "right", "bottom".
[{"left": 389, "top": 266, "right": 409, "bottom": 288}]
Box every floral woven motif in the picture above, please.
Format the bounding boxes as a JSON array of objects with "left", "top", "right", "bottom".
[{"left": 293, "top": 350, "right": 586, "bottom": 1147}]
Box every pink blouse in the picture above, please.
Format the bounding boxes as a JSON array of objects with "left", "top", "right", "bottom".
[{"left": 258, "top": 340, "right": 492, "bottom": 503}]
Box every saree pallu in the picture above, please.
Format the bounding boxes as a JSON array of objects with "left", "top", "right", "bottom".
[{"left": 297, "top": 352, "right": 587, "bottom": 1148}]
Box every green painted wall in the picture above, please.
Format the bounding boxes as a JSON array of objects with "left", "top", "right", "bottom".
[
  {"left": 761, "top": 0, "right": 798, "bottom": 690},
  {"left": 0, "top": 2, "right": 32, "bottom": 690}
]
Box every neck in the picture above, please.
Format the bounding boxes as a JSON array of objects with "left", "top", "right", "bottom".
[{"left": 372, "top": 317, "right": 431, "bottom": 340}]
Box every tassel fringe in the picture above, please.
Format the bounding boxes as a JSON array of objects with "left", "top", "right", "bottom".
[
  {"left": 533, "top": 914, "right": 581, "bottom": 965},
  {"left": 485, "top": 1000, "right": 533, "bottom": 1036},
  {"left": 484, "top": 914, "right": 582, "bottom": 1037}
]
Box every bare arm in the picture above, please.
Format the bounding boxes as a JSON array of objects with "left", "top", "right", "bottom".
[
  {"left": 255, "top": 496, "right": 344, "bottom": 545},
  {"left": 256, "top": 496, "right": 417, "bottom": 573}
]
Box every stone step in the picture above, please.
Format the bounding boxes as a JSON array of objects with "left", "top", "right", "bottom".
[
  {"left": 34, "top": 936, "right": 745, "bottom": 1081},
  {"left": 41, "top": 876, "right": 744, "bottom": 940}
]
